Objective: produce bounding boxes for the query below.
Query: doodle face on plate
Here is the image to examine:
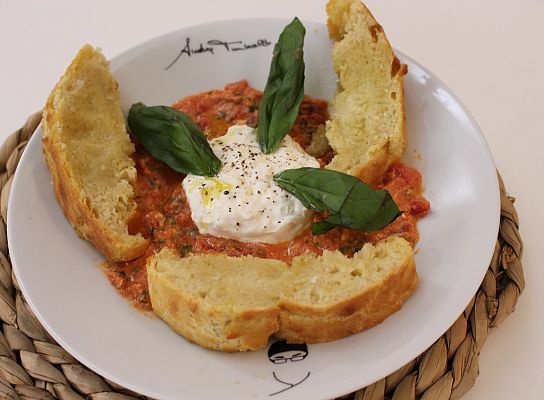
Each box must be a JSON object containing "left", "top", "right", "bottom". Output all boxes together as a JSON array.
[{"left": 268, "top": 341, "right": 311, "bottom": 396}]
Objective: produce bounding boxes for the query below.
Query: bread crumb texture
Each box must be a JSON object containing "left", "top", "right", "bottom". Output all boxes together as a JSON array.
[
  {"left": 147, "top": 237, "right": 417, "bottom": 351},
  {"left": 325, "top": 0, "right": 407, "bottom": 184},
  {"left": 42, "top": 45, "right": 147, "bottom": 261}
]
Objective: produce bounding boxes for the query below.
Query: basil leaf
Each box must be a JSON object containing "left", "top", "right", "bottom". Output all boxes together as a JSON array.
[
  {"left": 258, "top": 17, "right": 305, "bottom": 154},
  {"left": 311, "top": 220, "right": 336, "bottom": 235},
  {"left": 363, "top": 190, "right": 403, "bottom": 231},
  {"left": 274, "top": 168, "right": 402, "bottom": 235},
  {"left": 127, "top": 103, "right": 221, "bottom": 177}
]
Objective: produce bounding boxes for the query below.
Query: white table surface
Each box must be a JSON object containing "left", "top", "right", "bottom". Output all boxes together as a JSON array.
[{"left": 1, "top": 1, "right": 542, "bottom": 399}]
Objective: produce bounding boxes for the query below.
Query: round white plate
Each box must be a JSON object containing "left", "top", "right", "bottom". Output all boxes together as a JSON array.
[{"left": 8, "top": 18, "right": 499, "bottom": 400}]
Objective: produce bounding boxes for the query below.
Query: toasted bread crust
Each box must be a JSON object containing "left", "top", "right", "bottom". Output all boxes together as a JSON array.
[
  {"left": 325, "top": 0, "right": 408, "bottom": 184},
  {"left": 42, "top": 45, "right": 147, "bottom": 262},
  {"left": 148, "top": 273, "right": 281, "bottom": 352},
  {"left": 147, "top": 238, "right": 417, "bottom": 351},
  {"left": 277, "top": 255, "right": 417, "bottom": 343},
  {"left": 42, "top": 136, "right": 147, "bottom": 261},
  {"left": 147, "top": 252, "right": 286, "bottom": 352}
]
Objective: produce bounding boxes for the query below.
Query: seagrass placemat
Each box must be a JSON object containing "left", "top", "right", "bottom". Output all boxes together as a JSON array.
[{"left": 0, "top": 112, "right": 524, "bottom": 400}]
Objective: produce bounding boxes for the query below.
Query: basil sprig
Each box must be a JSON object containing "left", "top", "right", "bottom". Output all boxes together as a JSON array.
[
  {"left": 257, "top": 17, "right": 306, "bottom": 154},
  {"left": 127, "top": 103, "right": 221, "bottom": 177},
  {"left": 273, "top": 168, "right": 402, "bottom": 235}
]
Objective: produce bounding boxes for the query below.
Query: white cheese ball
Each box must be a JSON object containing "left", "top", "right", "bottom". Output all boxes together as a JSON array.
[{"left": 182, "top": 125, "right": 319, "bottom": 244}]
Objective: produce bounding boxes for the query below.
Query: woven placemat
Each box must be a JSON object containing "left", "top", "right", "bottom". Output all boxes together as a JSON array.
[{"left": 0, "top": 112, "right": 524, "bottom": 400}]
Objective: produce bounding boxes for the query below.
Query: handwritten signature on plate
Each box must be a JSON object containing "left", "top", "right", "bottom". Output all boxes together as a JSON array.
[{"left": 165, "top": 37, "right": 272, "bottom": 70}]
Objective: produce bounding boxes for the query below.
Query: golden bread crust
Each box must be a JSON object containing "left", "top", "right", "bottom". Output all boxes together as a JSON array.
[
  {"left": 325, "top": 0, "right": 408, "bottom": 185},
  {"left": 42, "top": 45, "right": 147, "bottom": 262},
  {"left": 276, "top": 255, "right": 417, "bottom": 343},
  {"left": 147, "top": 264, "right": 281, "bottom": 352},
  {"left": 147, "top": 237, "right": 417, "bottom": 351}
]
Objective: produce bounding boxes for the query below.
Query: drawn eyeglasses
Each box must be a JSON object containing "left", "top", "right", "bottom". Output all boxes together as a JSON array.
[{"left": 269, "top": 352, "right": 307, "bottom": 364}]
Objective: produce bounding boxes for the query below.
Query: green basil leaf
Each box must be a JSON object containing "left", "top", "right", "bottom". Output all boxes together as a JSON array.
[
  {"left": 311, "top": 220, "right": 336, "bottom": 235},
  {"left": 127, "top": 103, "right": 221, "bottom": 177},
  {"left": 274, "top": 167, "right": 402, "bottom": 235},
  {"left": 363, "top": 190, "right": 403, "bottom": 231},
  {"left": 257, "top": 17, "right": 305, "bottom": 154}
]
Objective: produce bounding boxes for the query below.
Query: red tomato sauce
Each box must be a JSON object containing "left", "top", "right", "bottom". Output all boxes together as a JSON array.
[{"left": 103, "top": 80, "right": 430, "bottom": 311}]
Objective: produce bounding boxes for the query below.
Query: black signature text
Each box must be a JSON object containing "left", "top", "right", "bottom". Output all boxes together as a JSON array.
[{"left": 165, "top": 37, "right": 272, "bottom": 70}]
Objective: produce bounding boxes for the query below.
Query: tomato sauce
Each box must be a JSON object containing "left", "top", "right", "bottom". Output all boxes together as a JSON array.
[{"left": 103, "top": 80, "right": 429, "bottom": 311}]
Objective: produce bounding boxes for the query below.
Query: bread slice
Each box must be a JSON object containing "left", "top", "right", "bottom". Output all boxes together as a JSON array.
[
  {"left": 325, "top": 0, "right": 408, "bottom": 184},
  {"left": 147, "top": 237, "right": 417, "bottom": 351},
  {"left": 42, "top": 45, "right": 147, "bottom": 262}
]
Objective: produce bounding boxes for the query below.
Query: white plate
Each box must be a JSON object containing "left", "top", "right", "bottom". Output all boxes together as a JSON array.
[{"left": 8, "top": 18, "right": 499, "bottom": 400}]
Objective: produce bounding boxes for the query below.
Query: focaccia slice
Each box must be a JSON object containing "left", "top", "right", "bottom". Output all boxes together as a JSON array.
[
  {"left": 147, "top": 237, "right": 416, "bottom": 352},
  {"left": 325, "top": 0, "right": 408, "bottom": 184},
  {"left": 42, "top": 45, "right": 147, "bottom": 262}
]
